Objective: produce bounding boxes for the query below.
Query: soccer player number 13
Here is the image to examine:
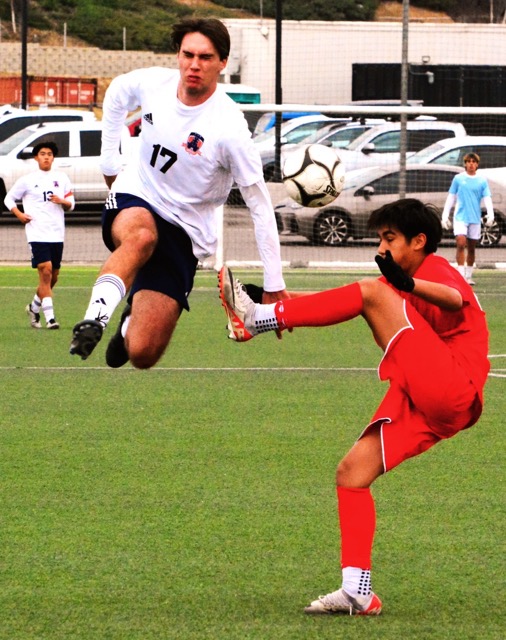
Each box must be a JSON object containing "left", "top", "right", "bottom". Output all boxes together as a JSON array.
[{"left": 150, "top": 144, "right": 178, "bottom": 174}]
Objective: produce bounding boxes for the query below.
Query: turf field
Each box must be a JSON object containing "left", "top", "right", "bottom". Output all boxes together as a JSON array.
[{"left": 0, "top": 266, "right": 504, "bottom": 640}]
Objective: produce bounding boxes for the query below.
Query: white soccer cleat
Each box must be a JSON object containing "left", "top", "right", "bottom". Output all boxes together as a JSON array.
[
  {"left": 304, "top": 588, "right": 382, "bottom": 616},
  {"left": 218, "top": 266, "right": 257, "bottom": 342},
  {"left": 26, "top": 303, "right": 41, "bottom": 329}
]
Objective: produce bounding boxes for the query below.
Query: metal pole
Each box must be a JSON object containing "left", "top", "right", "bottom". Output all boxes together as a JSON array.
[
  {"left": 21, "top": 0, "right": 28, "bottom": 109},
  {"left": 399, "top": 0, "right": 409, "bottom": 198},
  {"left": 274, "top": 0, "right": 282, "bottom": 181}
]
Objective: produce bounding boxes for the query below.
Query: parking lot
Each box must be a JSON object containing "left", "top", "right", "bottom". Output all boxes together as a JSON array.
[{"left": 2, "top": 196, "right": 505, "bottom": 269}]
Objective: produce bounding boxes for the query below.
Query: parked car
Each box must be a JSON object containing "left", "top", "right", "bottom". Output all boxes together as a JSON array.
[
  {"left": 275, "top": 164, "right": 505, "bottom": 247},
  {"left": 333, "top": 120, "right": 467, "bottom": 172},
  {"left": 253, "top": 111, "right": 322, "bottom": 137},
  {"left": 296, "top": 119, "right": 388, "bottom": 150},
  {"left": 408, "top": 135, "right": 506, "bottom": 169},
  {"left": 0, "top": 121, "right": 133, "bottom": 212},
  {"left": 253, "top": 114, "right": 348, "bottom": 156},
  {"left": 261, "top": 119, "right": 388, "bottom": 181},
  {"left": 0, "top": 106, "right": 96, "bottom": 143}
]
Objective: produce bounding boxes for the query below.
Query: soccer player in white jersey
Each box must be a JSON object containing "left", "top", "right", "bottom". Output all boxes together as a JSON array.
[
  {"left": 441, "top": 152, "right": 494, "bottom": 285},
  {"left": 69, "top": 17, "right": 288, "bottom": 368},
  {"left": 4, "top": 141, "right": 75, "bottom": 330}
]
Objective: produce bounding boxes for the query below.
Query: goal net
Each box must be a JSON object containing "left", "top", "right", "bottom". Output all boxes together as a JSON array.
[{"left": 218, "top": 104, "right": 506, "bottom": 273}]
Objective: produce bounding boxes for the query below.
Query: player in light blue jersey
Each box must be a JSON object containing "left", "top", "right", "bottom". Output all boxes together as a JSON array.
[{"left": 441, "top": 152, "right": 494, "bottom": 285}]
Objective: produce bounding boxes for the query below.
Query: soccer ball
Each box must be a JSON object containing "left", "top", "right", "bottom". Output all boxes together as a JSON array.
[{"left": 282, "top": 144, "right": 345, "bottom": 207}]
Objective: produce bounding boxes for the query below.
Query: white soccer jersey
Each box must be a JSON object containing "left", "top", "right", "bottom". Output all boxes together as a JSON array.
[
  {"left": 100, "top": 67, "right": 285, "bottom": 291},
  {"left": 4, "top": 169, "right": 74, "bottom": 243}
]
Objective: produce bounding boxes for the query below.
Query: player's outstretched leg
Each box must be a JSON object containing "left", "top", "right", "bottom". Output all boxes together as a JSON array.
[
  {"left": 105, "top": 303, "right": 131, "bottom": 368},
  {"left": 69, "top": 320, "right": 103, "bottom": 360},
  {"left": 218, "top": 265, "right": 366, "bottom": 342},
  {"left": 304, "top": 588, "right": 382, "bottom": 616}
]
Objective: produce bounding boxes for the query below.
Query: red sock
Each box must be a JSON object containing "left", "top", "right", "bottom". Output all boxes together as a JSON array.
[
  {"left": 337, "top": 486, "right": 375, "bottom": 570},
  {"left": 274, "top": 282, "right": 363, "bottom": 329}
]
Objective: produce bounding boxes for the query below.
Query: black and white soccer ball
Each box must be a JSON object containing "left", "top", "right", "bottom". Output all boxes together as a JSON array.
[{"left": 282, "top": 143, "right": 345, "bottom": 207}]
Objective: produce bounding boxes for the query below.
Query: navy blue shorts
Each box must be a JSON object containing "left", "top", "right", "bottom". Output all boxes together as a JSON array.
[
  {"left": 29, "top": 242, "right": 64, "bottom": 269},
  {"left": 102, "top": 193, "right": 198, "bottom": 311}
]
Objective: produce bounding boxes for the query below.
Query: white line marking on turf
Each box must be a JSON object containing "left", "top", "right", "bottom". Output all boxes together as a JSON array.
[{"left": 0, "top": 366, "right": 377, "bottom": 372}]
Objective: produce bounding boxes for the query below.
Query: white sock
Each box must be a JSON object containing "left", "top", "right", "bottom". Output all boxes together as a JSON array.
[
  {"left": 121, "top": 314, "right": 130, "bottom": 338},
  {"left": 465, "top": 265, "right": 474, "bottom": 279},
  {"left": 457, "top": 265, "right": 465, "bottom": 277},
  {"left": 84, "top": 274, "right": 126, "bottom": 329},
  {"left": 31, "top": 294, "right": 42, "bottom": 313},
  {"left": 342, "top": 567, "right": 372, "bottom": 598},
  {"left": 41, "top": 296, "right": 55, "bottom": 323},
  {"left": 253, "top": 302, "right": 279, "bottom": 334}
]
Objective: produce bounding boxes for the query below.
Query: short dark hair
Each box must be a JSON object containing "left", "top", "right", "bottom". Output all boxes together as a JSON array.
[
  {"left": 368, "top": 198, "right": 442, "bottom": 254},
  {"left": 171, "top": 18, "right": 230, "bottom": 61},
  {"left": 32, "top": 141, "right": 58, "bottom": 157}
]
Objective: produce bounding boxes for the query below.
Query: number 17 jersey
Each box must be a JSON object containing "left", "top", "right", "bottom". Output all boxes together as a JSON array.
[{"left": 100, "top": 67, "right": 264, "bottom": 260}]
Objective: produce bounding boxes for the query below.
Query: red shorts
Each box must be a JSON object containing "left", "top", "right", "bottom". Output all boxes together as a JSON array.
[{"left": 362, "top": 301, "right": 482, "bottom": 472}]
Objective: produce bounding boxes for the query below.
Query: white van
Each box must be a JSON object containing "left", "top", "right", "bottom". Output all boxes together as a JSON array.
[
  {"left": 0, "top": 121, "right": 132, "bottom": 211},
  {"left": 0, "top": 106, "right": 96, "bottom": 143}
]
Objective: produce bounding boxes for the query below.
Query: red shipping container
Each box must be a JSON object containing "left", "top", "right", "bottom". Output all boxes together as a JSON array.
[{"left": 0, "top": 76, "right": 97, "bottom": 107}]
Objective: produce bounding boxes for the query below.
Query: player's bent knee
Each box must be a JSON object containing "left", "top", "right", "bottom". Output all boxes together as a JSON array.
[
  {"left": 336, "top": 458, "right": 354, "bottom": 487},
  {"left": 117, "top": 226, "right": 158, "bottom": 257},
  {"left": 130, "top": 227, "right": 158, "bottom": 254},
  {"left": 128, "top": 340, "right": 168, "bottom": 370},
  {"left": 359, "top": 278, "right": 392, "bottom": 303}
]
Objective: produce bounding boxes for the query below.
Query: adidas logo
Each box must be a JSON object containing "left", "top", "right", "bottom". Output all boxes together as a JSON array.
[{"left": 143, "top": 113, "right": 153, "bottom": 125}]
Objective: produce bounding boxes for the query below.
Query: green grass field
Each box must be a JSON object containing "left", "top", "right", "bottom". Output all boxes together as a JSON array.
[{"left": 0, "top": 266, "right": 504, "bottom": 640}]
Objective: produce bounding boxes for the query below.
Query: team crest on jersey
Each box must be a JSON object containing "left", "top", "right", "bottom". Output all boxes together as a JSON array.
[
  {"left": 182, "top": 132, "right": 204, "bottom": 155},
  {"left": 53, "top": 181, "right": 59, "bottom": 187}
]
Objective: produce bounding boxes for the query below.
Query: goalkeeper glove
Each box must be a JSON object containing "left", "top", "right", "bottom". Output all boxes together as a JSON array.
[
  {"left": 485, "top": 213, "right": 495, "bottom": 228},
  {"left": 375, "top": 250, "right": 415, "bottom": 293},
  {"left": 441, "top": 215, "right": 452, "bottom": 230}
]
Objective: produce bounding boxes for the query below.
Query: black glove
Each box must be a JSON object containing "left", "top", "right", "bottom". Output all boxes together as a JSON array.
[
  {"left": 374, "top": 250, "right": 415, "bottom": 293},
  {"left": 242, "top": 283, "right": 264, "bottom": 303}
]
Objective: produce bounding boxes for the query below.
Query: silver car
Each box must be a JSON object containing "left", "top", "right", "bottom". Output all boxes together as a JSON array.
[
  {"left": 261, "top": 119, "right": 386, "bottom": 182},
  {"left": 275, "top": 164, "right": 505, "bottom": 247}
]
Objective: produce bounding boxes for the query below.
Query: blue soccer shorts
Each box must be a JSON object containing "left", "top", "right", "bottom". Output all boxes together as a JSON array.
[
  {"left": 29, "top": 242, "right": 64, "bottom": 270},
  {"left": 102, "top": 193, "right": 198, "bottom": 311}
]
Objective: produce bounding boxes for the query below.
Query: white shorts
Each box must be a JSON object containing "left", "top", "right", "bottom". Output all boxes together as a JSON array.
[{"left": 453, "top": 221, "right": 481, "bottom": 240}]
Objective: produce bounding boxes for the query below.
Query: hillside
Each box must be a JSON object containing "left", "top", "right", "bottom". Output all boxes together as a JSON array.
[{"left": 0, "top": 1, "right": 495, "bottom": 52}]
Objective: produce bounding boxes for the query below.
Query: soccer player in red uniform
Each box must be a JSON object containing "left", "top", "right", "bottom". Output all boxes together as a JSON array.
[{"left": 219, "top": 198, "right": 489, "bottom": 615}]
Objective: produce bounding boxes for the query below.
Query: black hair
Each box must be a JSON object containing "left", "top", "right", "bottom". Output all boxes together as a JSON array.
[
  {"left": 32, "top": 141, "right": 58, "bottom": 157},
  {"left": 171, "top": 18, "right": 230, "bottom": 61},
  {"left": 368, "top": 198, "right": 442, "bottom": 254}
]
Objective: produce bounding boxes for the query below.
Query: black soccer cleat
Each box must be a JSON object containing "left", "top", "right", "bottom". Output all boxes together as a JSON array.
[
  {"left": 69, "top": 320, "right": 103, "bottom": 360},
  {"left": 105, "top": 304, "right": 131, "bottom": 369},
  {"left": 242, "top": 283, "right": 264, "bottom": 303}
]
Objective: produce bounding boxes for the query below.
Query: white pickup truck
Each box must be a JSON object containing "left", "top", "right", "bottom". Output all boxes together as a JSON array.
[{"left": 0, "top": 121, "right": 133, "bottom": 212}]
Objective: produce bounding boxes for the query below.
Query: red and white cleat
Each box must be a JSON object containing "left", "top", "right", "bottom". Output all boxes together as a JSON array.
[{"left": 304, "top": 588, "right": 382, "bottom": 616}]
